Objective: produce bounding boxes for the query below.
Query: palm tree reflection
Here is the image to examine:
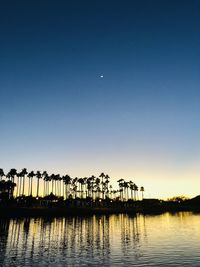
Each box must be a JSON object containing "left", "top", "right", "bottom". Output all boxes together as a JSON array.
[{"left": 0, "top": 215, "right": 147, "bottom": 266}]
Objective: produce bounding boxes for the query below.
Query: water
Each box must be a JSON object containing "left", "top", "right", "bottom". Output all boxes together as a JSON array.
[{"left": 0, "top": 212, "right": 200, "bottom": 266}]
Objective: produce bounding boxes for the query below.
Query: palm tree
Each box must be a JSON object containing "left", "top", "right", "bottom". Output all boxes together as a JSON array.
[
  {"left": 46, "top": 173, "right": 51, "bottom": 196},
  {"left": 7, "top": 168, "right": 17, "bottom": 183},
  {"left": 86, "top": 177, "right": 93, "bottom": 198},
  {"left": 95, "top": 177, "right": 101, "bottom": 199},
  {"left": 63, "top": 174, "right": 71, "bottom": 199},
  {"left": 78, "top": 178, "right": 85, "bottom": 199},
  {"left": 16, "top": 172, "right": 21, "bottom": 197},
  {"left": 129, "top": 181, "right": 134, "bottom": 200},
  {"left": 6, "top": 180, "right": 16, "bottom": 198},
  {"left": 72, "top": 177, "right": 78, "bottom": 198},
  {"left": 42, "top": 171, "right": 47, "bottom": 196},
  {"left": 58, "top": 174, "right": 62, "bottom": 197},
  {"left": 140, "top": 186, "right": 144, "bottom": 200},
  {"left": 54, "top": 174, "right": 58, "bottom": 196},
  {"left": 7, "top": 169, "right": 17, "bottom": 196},
  {"left": 123, "top": 181, "right": 129, "bottom": 200},
  {"left": 104, "top": 174, "right": 110, "bottom": 198},
  {"left": 36, "top": 171, "right": 42, "bottom": 197},
  {"left": 50, "top": 174, "right": 55, "bottom": 195},
  {"left": 90, "top": 175, "right": 96, "bottom": 199},
  {"left": 17, "top": 170, "right": 23, "bottom": 196},
  {"left": 42, "top": 171, "right": 48, "bottom": 197},
  {"left": 83, "top": 177, "right": 88, "bottom": 198},
  {"left": 109, "top": 185, "right": 113, "bottom": 199},
  {"left": 117, "top": 179, "right": 124, "bottom": 201},
  {"left": 21, "top": 168, "right": 28, "bottom": 196},
  {"left": 55, "top": 174, "right": 61, "bottom": 196},
  {"left": 0, "top": 180, "right": 16, "bottom": 199},
  {"left": 133, "top": 183, "right": 138, "bottom": 200},
  {"left": 99, "top": 172, "right": 105, "bottom": 199},
  {"left": 27, "top": 171, "right": 35, "bottom": 196}
]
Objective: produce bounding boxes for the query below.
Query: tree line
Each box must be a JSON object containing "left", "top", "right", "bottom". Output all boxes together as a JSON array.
[{"left": 0, "top": 168, "right": 144, "bottom": 201}]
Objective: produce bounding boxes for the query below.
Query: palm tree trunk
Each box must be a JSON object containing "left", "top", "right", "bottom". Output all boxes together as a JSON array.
[
  {"left": 19, "top": 177, "right": 22, "bottom": 196},
  {"left": 37, "top": 178, "right": 39, "bottom": 197},
  {"left": 52, "top": 180, "right": 54, "bottom": 194},
  {"left": 16, "top": 176, "right": 20, "bottom": 196},
  {"left": 30, "top": 177, "right": 33, "bottom": 196},
  {"left": 22, "top": 176, "right": 25, "bottom": 196},
  {"left": 43, "top": 181, "right": 46, "bottom": 197}
]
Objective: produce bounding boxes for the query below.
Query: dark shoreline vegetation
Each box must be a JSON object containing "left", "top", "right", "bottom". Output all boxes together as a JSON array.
[
  {"left": 1, "top": 197, "right": 200, "bottom": 218},
  {"left": 0, "top": 168, "right": 200, "bottom": 217}
]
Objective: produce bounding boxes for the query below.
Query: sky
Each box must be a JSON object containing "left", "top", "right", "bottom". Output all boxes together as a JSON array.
[{"left": 0, "top": 0, "right": 200, "bottom": 199}]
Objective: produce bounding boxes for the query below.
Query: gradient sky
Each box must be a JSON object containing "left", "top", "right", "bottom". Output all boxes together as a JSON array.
[{"left": 0, "top": 0, "right": 200, "bottom": 198}]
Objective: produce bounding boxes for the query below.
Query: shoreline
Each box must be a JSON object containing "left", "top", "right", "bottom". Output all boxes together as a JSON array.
[{"left": 0, "top": 204, "right": 200, "bottom": 218}]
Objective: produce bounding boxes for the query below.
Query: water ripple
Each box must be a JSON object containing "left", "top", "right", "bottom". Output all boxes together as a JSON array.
[{"left": 0, "top": 212, "right": 200, "bottom": 266}]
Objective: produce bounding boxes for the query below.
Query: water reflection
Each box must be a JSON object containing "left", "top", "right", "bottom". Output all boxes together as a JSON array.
[{"left": 0, "top": 213, "right": 200, "bottom": 266}]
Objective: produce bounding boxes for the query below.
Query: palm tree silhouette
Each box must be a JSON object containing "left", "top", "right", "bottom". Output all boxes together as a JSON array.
[
  {"left": 21, "top": 168, "right": 28, "bottom": 196},
  {"left": 58, "top": 174, "right": 62, "bottom": 197},
  {"left": 50, "top": 174, "right": 55, "bottom": 195},
  {"left": 133, "top": 184, "right": 138, "bottom": 200},
  {"left": 129, "top": 181, "right": 134, "bottom": 200},
  {"left": 27, "top": 171, "right": 35, "bottom": 196},
  {"left": 86, "top": 177, "right": 93, "bottom": 198},
  {"left": 90, "top": 175, "right": 95, "bottom": 199},
  {"left": 95, "top": 177, "right": 101, "bottom": 199},
  {"left": 99, "top": 173, "right": 105, "bottom": 199},
  {"left": 54, "top": 174, "right": 60, "bottom": 196},
  {"left": 83, "top": 177, "right": 87, "bottom": 198},
  {"left": 36, "top": 171, "right": 42, "bottom": 197},
  {"left": 7, "top": 169, "right": 17, "bottom": 196},
  {"left": 0, "top": 179, "right": 16, "bottom": 198},
  {"left": 16, "top": 171, "right": 21, "bottom": 196},
  {"left": 72, "top": 177, "right": 78, "bottom": 198},
  {"left": 46, "top": 173, "right": 51, "bottom": 196},
  {"left": 63, "top": 174, "right": 71, "bottom": 199},
  {"left": 42, "top": 171, "right": 48, "bottom": 197},
  {"left": 78, "top": 178, "right": 85, "bottom": 199},
  {"left": 105, "top": 174, "right": 110, "bottom": 198},
  {"left": 117, "top": 179, "right": 124, "bottom": 201},
  {"left": 123, "top": 181, "right": 129, "bottom": 200},
  {"left": 140, "top": 186, "right": 144, "bottom": 200},
  {"left": 17, "top": 170, "right": 23, "bottom": 196}
]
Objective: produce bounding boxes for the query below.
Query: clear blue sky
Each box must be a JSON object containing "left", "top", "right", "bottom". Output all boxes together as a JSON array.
[{"left": 0, "top": 0, "right": 200, "bottom": 198}]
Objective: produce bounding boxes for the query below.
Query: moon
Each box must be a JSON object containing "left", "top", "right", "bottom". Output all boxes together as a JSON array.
[{"left": 100, "top": 75, "right": 104, "bottom": 78}]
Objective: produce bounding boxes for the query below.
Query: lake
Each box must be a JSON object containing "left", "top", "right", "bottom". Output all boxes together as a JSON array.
[{"left": 0, "top": 212, "right": 200, "bottom": 266}]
